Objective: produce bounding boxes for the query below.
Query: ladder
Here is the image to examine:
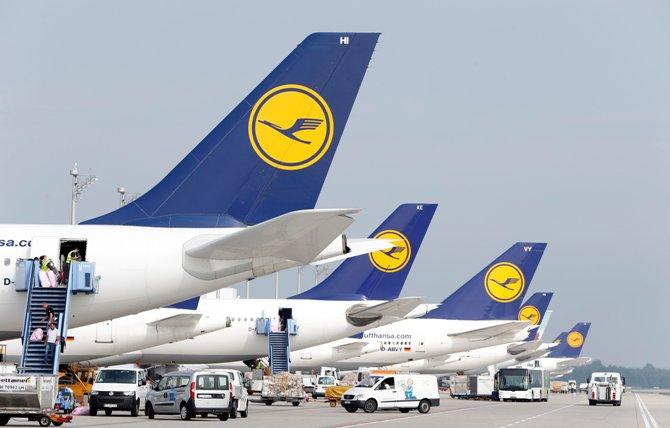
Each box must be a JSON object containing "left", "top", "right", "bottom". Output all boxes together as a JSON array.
[
  {"left": 18, "top": 260, "right": 73, "bottom": 375},
  {"left": 268, "top": 332, "right": 290, "bottom": 374}
]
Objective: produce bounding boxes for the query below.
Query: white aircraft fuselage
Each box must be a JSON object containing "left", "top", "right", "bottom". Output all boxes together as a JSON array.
[
  {"left": 83, "top": 298, "right": 421, "bottom": 366},
  {"left": 0, "top": 224, "right": 334, "bottom": 340},
  {"left": 288, "top": 318, "right": 531, "bottom": 371}
]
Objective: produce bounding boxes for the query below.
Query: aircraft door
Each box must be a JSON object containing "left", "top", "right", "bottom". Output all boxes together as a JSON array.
[{"left": 95, "top": 320, "right": 113, "bottom": 343}]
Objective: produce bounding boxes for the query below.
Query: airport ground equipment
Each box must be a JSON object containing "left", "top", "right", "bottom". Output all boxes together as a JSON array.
[
  {"left": 587, "top": 372, "right": 624, "bottom": 406},
  {"left": 0, "top": 373, "right": 72, "bottom": 426},
  {"left": 497, "top": 368, "right": 549, "bottom": 402},
  {"left": 256, "top": 309, "right": 297, "bottom": 374},
  {"left": 448, "top": 375, "right": 494, "bottom": 400},
  {"left": 325, "top": 385, "right": 350, "bottom": 407},
  {"left": 260, "top": 372, "right": 304, "bottom": 406},
  {"left": 16, "top": 259, "right": 97, "bottom": 375}
]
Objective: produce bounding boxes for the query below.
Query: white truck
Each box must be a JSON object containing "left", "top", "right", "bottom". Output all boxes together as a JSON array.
[
  {"left": 210, "top": 369, "right": 248, "bottom": 418},
  {"left": 587, "top": 372, "right": 624, "bottom": 406}
]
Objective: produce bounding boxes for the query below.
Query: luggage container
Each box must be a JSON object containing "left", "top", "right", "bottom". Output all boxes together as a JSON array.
[
  {"left": 0, "top": 373, "right": 72, "bottom": 426},
  {"left": 260, "top": 372, "right": 304, "bottom": 406}
]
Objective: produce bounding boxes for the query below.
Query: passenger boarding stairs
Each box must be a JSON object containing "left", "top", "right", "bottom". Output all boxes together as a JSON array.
[
  {"left": 256, "top": 317, "right": 297, "bottom": 374},
  {"left": 15, "top": 259, "right": 98, "bottom": 375}
]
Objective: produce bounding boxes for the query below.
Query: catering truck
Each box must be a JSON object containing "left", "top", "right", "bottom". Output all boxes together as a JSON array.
[{"left": 587, "top": 372, "right": 624, "bottom": 406}]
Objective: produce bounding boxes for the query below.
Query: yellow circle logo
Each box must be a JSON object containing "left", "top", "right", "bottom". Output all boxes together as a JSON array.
[
  {"left": 248, "top": 84, "right": 334, "bottom": 170},
  {"left": 567, "top": 331, "right": 584, "bottom": 348},
  {"left": 369, "top": 230, "right": 411, "bottom": 273},
  {"left": 518, "top": 305, "right": 541, "bottom": 325},
  {"left": 484, "top": 262, "right": 525, "bottom": 303}
]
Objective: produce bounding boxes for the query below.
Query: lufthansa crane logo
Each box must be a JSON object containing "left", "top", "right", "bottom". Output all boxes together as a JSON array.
[
  {"left": 567, "top": 331, "right": 584, "bottom": 348},
  {"left": 369, "top": 230, "right": 411, "bottom": 273},
  {"left": 517, "top": 305, "right": 541, "bottom": 325},
  {"left": 484, "top": 262, "right": 525, "bottom": 303},
  {"left": 248, "top": 84, "right": 334, "bottom": 170}
]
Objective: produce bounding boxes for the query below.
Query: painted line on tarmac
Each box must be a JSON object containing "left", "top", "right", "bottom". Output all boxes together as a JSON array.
[
  {"left": 497, "top": 404, "right": 575, "bottom": 428},
  {"left": 635, "top": 393, "right": 659, "bottom": 428},
  {"left": 335, "top": 403, "right": 503, "bottom": 428}
]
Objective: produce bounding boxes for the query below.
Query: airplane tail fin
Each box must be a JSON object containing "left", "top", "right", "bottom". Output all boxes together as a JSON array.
[
  {"left": 83, "top": 33, "right": 379, "bottom": 227},
  {"left": 423, "top": 242, "right": 546, "bottom": 320},
  {"left": 290, "top": 203, "right": 437, "bottom": 300},
  {"left": 517, "top": 292, "right": 553, "bottom": 341},
  {"left": 547, "top": 322, "right": 591, "bottom": 358}
]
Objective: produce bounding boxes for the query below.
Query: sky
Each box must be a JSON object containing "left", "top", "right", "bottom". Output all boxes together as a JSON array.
[{"left": 1, "top": 0, "right": 669, "bottom": 367}]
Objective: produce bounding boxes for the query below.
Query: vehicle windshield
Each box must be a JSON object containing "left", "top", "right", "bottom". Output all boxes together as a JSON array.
[
  {"left": 498, "top": 370, "right": 530, "bottom": 391},
  {"left": 594, "top": 376, "right": 606, "bottom": 382},
  {"left": 95, "top": 370, "right": 136, "bottom": 384},
  {"left": 356, "top": 375, "right": 384, "bottom": 388},
  {"left": 318, "top": 377, "right": 335, "bottom": 385}
]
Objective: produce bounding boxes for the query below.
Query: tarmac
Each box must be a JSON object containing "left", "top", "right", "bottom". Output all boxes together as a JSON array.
[{"left": 3, "top": 391, "right": 667, "bottom": 427}]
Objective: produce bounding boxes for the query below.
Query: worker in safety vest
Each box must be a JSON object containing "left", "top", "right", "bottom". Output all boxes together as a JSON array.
[
  {"left": 63, "top": 248, "right": 81, "bottom": 284},
  {"left": 38, "top": 255, "right": 59, "bottom": 287}
]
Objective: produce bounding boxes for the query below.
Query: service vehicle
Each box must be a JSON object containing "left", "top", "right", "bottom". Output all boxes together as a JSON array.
[
  {"left": 313, "top": 375, "right": 338, "bottom": 399},
  {"left": 587, "top": 372, "right": 624, "bottom": 406},
  {"left": 145, "top": 370, "right": 233, "bottom": 420},
  {"left": 568, "top": 380, "right": 577, "bottom": 393},
  {"left": 0, "top": 373, "right": 72, "bottom": 427},
  {"left": 89, "top": 368, "right": 148, "bottom": 417},
  {"left": 209, "top": 370, "right": 248, "bottom": 418},
  {"left": 579, "top": 382, "right": 588, "bottom": 392},
  {"left": 341, "top": 374, "right": 439, "bottom": 414},
  {"left": 496, "top": 368, "right": 549, "bottom": 402}
]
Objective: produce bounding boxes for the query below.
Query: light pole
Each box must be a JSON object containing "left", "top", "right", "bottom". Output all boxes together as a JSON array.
[
  {"left": 69, "top": 163, "right": 97, "bottom": 225},
  {"left": 117, "top": 187, "right": 126, "bottom": 207}
]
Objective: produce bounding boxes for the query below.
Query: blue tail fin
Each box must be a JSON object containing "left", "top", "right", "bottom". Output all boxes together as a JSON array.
[
  {"left": 83, "top": 33, "right": 379, "bottom": 227},
  {"left": 423, "top": 242, "right": 547, "bottom": 320},
  {"left": 547, "top": 322, "right": 591, "bottom": 358},
  {"left": 517, "top": 292, "right": 553, "bottom": 341},
  {"left": 290, "top": 203, "right": 437, "bottom": 301}
]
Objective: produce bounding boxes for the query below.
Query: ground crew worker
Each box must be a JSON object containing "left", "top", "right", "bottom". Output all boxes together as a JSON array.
[
  {"left": 44, "top": 322, "right": 60, "bottom": 363},
  {"left": 39, "top": 255, "right": 59, "bottom": 287},
  {"left": 63, "top": 248, "right": 81, "bottom": 284}
]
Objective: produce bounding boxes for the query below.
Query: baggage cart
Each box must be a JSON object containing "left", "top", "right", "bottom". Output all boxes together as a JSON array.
[{"left": 0, "top": 374, "right": 72, "bottom": 426}]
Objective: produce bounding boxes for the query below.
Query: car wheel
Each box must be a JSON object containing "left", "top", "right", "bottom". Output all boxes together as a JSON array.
[
  {"left": 89, "top": 406, "right": 98, "bottom": 416},
  {"left": 38, "top": 415, "right": 51, "bottom": 426},
  {"left": 146, "top": 403, "right": 155, "bottom": 419},
  {"left": 52, "top": 423, "right": 63, "bottom": 427},
  {"left": 240, "top": 402, "right": 249, "bottom": 418},
  {"left": 418, "top": 399, "right": 431, "bottom": 414},
  {"left": 180, "top": 404, "right": 191, "bottom": 421},
  {"left": 589, "top": 400, "right": 596, "bottom": 406},
  {"left": 312, "top": 393, "right": 317, "bottom": 400},
  {"left": 0, "top": 416, "right": 9, "bottom": 426},
  {"left": 264, "top": 400, "right": 273, "bottom": 406},
  {"left": 130, "top": 399, "right": 139, "bottom": 417},
  {"left": 218, "top": 412, "right": 229, "bottom": 421},
  {"left": 344, "top": 406, "right": 357, "bottom": 413},
  {"left": 200, "top": 413, "right": 208, "bottom": 418},
  {"left": 399, "top": 408, "right": 411, "bottom": 413},
  {"left": 614, "top": 401, "right": 621, "bottom": 407},
  {"left": 292, "top": 401, "right": 300, "bottom": 407},
  {"left": 363, "top": 399, "right": 377, "bottom": 413},
  {"left": 230, "top": 400, "right": 238, "bottom": 418},
  {"left": 104, "top": 409, "right": 112, "bottom": 416}
]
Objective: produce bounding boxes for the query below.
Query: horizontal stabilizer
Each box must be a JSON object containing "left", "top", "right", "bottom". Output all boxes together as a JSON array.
[
  {"left": 507, "top": 341, "right": 541, "bottom": 355},
  {"left": 310, "top": 238, "right": 394, "bottom": 266},
  {"left": 557, "top": 357, "right": 591, "bottom": 369},
  {"left": 185, "top": 209, "right": 357, "bottom": 263},
  {"left": 146, "top": 313, "right": 202, "bottom": 328},
  {"left": 451, "top": 321, "right": 528, "bottom": 341},
  {"left": 346, "top": 297, "right": 423, "bottom": 327}
]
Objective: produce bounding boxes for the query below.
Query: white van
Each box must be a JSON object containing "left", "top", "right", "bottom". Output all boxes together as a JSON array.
[
  {"left": 89, "top": 368, "right": 149, "bottom": 417},
  {"left": 209, "top": 369, "right": 249, "bottom": 418},
  {"left": 341, "top": 374, "right": 439, "bottom": 413},
  {"left": 588, "top": 372, "right": 624, "bottom": 406},
  {"left": 145, "top": 370, "right": 233, "bottom": 420}
]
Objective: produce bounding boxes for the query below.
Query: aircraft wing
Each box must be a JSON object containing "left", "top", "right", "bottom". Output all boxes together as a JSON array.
[
  {"left": 514, "top": 349, "right": 550, "bottom": 363},
  {"left": 557, "top": 357, "right": 592, "bottom": 369},
  {"left": 450, "top": 321, "right": 529, "bottom": 341},
  {"left": 146, "top": 313, "right": 203, "bottom": 328},
  {"left": 346, "top": 297, "right": 423, "bottom": 326},
  {"left": 185, "top": 209, "right": 359, "bottom": 263},
  {"left": 507, "top": 341, "right": 542, "bottom": 355}
]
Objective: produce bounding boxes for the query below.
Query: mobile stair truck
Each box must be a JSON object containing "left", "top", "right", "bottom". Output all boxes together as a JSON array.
[
  {"left": 0, "top": 258, "right": 98, "bottom": 426},
  {"left": 587, "top": 372, "right": 624, "bottom": 406}
]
